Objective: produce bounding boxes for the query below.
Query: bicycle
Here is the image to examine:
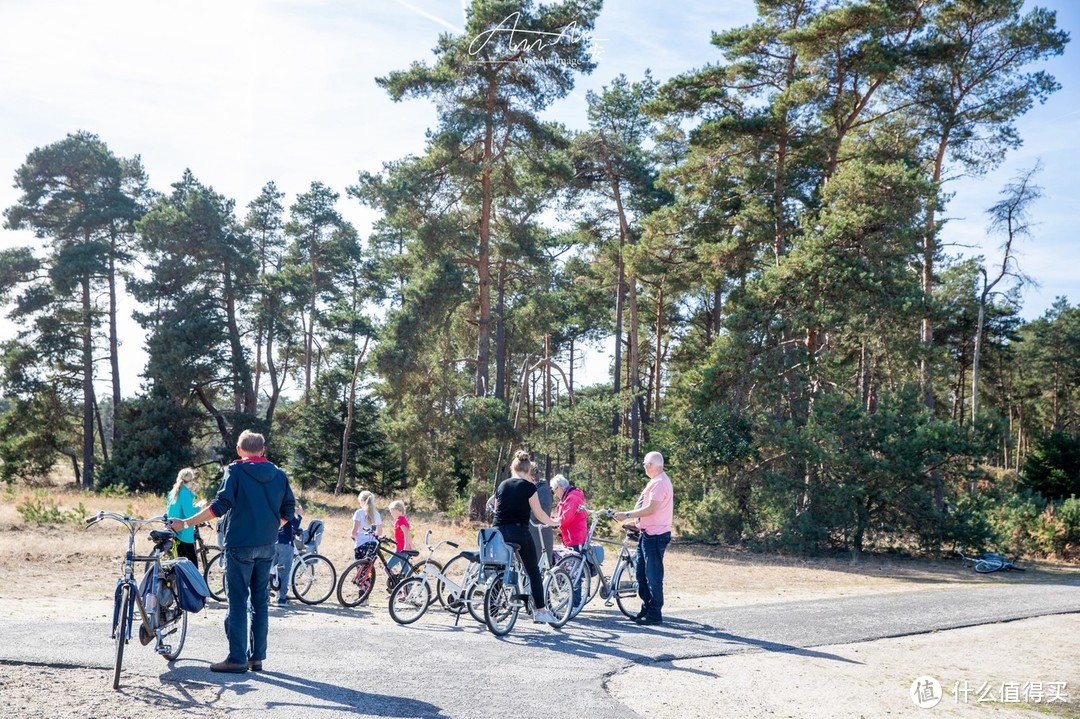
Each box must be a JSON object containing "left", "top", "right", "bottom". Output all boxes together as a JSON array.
[
  {"left": 193, "top": 522, "right": 226, "bottom": 602},
  {"left": 85, "top": 511, "right": 189, "bottom": 689},
  {"left": 479, "top": 527, "right": 573, "bottom": 636},
  {"left": 389, "top": 530, "right": 486, "bottom": 625},
  {"left": 553, "top": 508, "right": 641, "bottom": 620},
  {"left": 272, "top": 542, "right": 337, "bottom": 605},
  {"left": 957, "top": 549, "right": 1026, "bottom": 574},
  {"left": 336, "top": 532, "right": 440, "bottom": 607}
]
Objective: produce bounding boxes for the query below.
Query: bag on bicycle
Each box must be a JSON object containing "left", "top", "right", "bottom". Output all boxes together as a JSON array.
[{"left": 172, "top": 558, "right": 211, "bottom": 613}]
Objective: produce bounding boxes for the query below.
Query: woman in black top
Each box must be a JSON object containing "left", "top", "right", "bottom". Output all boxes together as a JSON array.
[{"left": 492, "top": 450, "right": 560, "bottom": 623}]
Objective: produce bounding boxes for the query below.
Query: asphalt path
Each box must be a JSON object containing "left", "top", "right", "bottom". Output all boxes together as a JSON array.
[{"left": 2, "top": 582, "right": 1079, "bottom": 718}]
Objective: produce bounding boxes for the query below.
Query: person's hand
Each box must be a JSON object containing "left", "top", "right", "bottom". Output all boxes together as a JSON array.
[{"left": 168, "top": 518, "right": 184, "bottom": 532}]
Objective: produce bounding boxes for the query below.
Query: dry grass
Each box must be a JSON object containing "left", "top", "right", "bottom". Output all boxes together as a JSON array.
[{"left": 2, "top": 486, "right": 1076, "bottom": 612}]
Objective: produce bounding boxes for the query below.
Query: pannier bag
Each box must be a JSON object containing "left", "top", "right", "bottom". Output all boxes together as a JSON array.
[{"left": 171, "top": 558, "right": 210, "bottom": 613}]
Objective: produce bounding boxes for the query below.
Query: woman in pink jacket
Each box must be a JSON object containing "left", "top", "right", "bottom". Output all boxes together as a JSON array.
[{"left": 549, "top": 474, "right": 587, "bottom": 550}]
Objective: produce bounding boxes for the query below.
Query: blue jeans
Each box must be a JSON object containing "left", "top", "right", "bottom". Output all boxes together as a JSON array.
[
  {"left": 274, "top": 543, "right": 294, "bottom": 603},
  {"left": 635, "top": 531, "right": 670, "bottom": 620},
  {"left": 224, "top": 544, "right": 275, "bottom": 664}
]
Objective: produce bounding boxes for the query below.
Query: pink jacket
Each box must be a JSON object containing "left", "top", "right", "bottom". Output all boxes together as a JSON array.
[{"left": 554, "top": 486, "right": 587, "bottom": 547}]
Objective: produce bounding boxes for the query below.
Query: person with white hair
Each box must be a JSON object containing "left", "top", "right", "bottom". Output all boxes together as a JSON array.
[
  {"left": 614, "top": 450, "right": 673, "bottom": 625},
  {"left": 549, "top": 474, "right": 587, "bottom": 550}
]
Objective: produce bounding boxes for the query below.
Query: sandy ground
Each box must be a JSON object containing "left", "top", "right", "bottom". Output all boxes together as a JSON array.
[{"left": 2, "top": 489, "right": 1079, "bottom": 717}]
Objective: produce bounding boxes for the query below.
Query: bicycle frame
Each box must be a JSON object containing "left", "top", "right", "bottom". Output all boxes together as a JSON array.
[{"left": 556, "top": 507, "right": 640, "bottom": 618}]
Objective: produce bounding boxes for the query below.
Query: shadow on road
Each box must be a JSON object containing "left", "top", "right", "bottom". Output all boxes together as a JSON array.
[{"left": 161, "top": 662, "right": 449, "bottom": 718}]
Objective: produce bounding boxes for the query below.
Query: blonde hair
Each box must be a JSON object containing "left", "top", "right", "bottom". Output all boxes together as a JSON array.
[
  {"left": 357, "top": 490, "right": 377, "bottom": 525},
  {"left": 388, "top": 500, "right": 406, "bottom": 514},
  {"left": 168, "top": 467, "right": 197, "bottom": 504},
  {"left": 510, "top": 450, "right": 531, "bottom": 476}
]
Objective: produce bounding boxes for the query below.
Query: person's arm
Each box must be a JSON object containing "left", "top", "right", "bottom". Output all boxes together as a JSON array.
[
  {"left": 528, "top": 494, "right": 559, "bottom": 527},
  {"left": 351, "top": 519, "right": 360, "bottom": 541},
  {"left": 614, "top": 498, "right": 660, "bottom": 523},
  {"left": 168, "top": 503, "right": 216, "bottom": 532}
]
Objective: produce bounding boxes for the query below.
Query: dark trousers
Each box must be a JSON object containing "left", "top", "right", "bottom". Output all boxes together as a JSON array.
[
  {"left": 636, "top": 531, "right": 671, "bottom": 620},
  {"left": 174, "top": 540, "right": 198, "bottom": 569},
  {"left": 495, "top": 523, "right": 545, "bottom": 610}
]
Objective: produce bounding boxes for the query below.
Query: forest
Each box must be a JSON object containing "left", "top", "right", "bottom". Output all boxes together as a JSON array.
[{"left": 1, "top": 0, "right": 1077, "bottom": 558}]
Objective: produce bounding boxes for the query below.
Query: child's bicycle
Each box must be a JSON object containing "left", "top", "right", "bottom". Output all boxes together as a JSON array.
[
  {"left": 85, "top": 511, "right": 189, "bottom": 689},
  {"left": 957, "top": 549, "right": 1025, "bottom": 574}
]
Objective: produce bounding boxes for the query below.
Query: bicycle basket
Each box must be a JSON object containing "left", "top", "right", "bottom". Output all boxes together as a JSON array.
[
  {"left": 477, "top": 528, "right": 512, "bottom": 567},
  {"left": 354, "top": 540, "right": 378, "bottom": 561}
]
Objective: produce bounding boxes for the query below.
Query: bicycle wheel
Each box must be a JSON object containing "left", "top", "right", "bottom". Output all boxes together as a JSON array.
[
  {"left": 974, "top": 557, "right": 1005, "bottom": 573},
  {"left": 555, "top": 554, "right": 590, "bottom": 619},
  {"left": 465, "top": 572, "right": 487, "bottom": 624},
  {"left": 612, "top": 551, "right": 640, "bottom": 619},
  {"left": 291, "top": 554, "right": 336, "bottom": 605},
  {"left": 336, "top": 559, "right": 376, "bottom": 607},
  {"left": 483, "top": 575, "right": 519, "bottom": 637},
  {"left": 435, "top": 554, "right": 473, "bottom": 612},
  {"left": 113, "top": 584, "right": 131, "bottom": 689},
  {"left": 202, "top": 551, "right": 226, "bottom": 602},
  {"left": 158, "top": 609, "right": 187, "bottom": 661},
  {"left": 388, "top": 576, "right": 431, "bottom": 625},
  {"left": 543, "top": 567, "right": 574, "bottom": 628}
]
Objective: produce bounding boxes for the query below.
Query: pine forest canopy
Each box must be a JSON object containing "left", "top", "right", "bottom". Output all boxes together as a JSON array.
[{"left": 0, "top": 0, "right": 1076, "bottom": 558}]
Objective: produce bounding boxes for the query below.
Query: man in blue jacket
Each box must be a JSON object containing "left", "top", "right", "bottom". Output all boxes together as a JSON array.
[{"left": 169, "top": 429, "right": 295, "bottom": 673}]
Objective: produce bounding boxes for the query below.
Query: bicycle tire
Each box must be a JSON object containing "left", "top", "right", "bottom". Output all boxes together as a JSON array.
[
  {"left": 202, "top": 551, "right": 227, "bottom": 602},
  {"left": 612, "top": 552, "right": 640, "bottom": 619},
  {"left": 974, "top": 558, "right": 1005, "bottom": 573},
  {"left": 435, "top": 554, "right": 472, "bottom": 612},
  {"left": 483, "top": 575, "right": 519, "bottom": 637},
  {"left": 158, "top": 609, "right": 187, "bottom": 661},
  {"left": 543, "top": 567, "right": 574, "bottom": 628},
  {"left": 336, "top": 559, "right": 376, "bottom": 607},
  {"left": 113, "top": 584, "right": 131, "bottom": 689},
  {"left": 388, "top": 576, "right": 431, "bottom": 624},
  {"left": 555, "top": 554, "right": 590, "bottom": 619},
  {"left": 291, "top": 553, "right": 336, "bottom": 605}
]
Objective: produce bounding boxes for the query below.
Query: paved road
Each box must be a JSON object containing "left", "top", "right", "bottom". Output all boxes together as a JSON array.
[{"left": 2, "top": 582, "right": 1078, "bottom": 718}]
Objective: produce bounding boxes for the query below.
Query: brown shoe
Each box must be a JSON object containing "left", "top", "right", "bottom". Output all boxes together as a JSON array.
[
  {"left": 248, "top": 660, "right": 263, "bottom": 672},
  {"left": 209, "top": 660, "right": 249, "bottom": 674}
]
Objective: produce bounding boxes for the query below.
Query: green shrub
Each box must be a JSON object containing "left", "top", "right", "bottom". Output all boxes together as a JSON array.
[{"left": 16, "top": 493, "right": 87, "bottom": 525}]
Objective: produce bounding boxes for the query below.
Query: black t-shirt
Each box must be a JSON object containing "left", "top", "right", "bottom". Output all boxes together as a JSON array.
[{"left": 493, "top": 477, "right": 536, "bottom": 526}]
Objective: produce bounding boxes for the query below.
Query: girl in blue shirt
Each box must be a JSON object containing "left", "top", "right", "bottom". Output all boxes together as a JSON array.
[{"left": 167, "top": 468, "right": 200, "bottom": 566}]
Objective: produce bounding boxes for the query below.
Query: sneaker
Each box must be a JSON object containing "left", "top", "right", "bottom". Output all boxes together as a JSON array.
[
  {"left": 210, "top": 660, "right": 249, "bottom": 674},
  {"left": 533, "top": 608, "right": 558, "bottom": 624}
]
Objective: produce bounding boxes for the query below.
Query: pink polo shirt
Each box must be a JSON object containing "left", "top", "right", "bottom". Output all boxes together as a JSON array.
[{"left": 635, "top": 471, "right": 673, "bottom": 535}]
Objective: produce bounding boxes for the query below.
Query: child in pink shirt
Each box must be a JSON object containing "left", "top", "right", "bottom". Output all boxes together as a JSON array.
[{"left": 387, "top": 500, "right": 413, "bottom": 575}]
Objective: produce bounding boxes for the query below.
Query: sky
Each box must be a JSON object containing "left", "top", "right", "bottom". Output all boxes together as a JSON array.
[{"left": 0, "top": 0, "right": 1077, "bottom": 395}]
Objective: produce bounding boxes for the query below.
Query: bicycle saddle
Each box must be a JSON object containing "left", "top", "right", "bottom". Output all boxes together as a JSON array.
[
  {"left": 461, "top": 551, "right": 480, "bottom": 563},
  {"left": 149, "top": 529, "right": 175, "bottom": 542}
]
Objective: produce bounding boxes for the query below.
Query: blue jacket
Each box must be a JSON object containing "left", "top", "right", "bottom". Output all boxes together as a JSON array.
[{"left": 210, "top": 457, "right": 295, "bottom": 549}]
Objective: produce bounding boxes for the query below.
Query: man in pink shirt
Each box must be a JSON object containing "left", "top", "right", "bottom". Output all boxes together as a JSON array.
[{"left": 614, "top": 451, "right": 673, "bottom": 625}]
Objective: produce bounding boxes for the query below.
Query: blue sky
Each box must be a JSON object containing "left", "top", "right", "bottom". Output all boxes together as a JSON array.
[{"left": 0, "top": 0, "right": 1076, "bottom": 392}]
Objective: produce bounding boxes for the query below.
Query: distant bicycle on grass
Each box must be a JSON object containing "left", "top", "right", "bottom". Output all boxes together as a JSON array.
[{"left": 957, "top": 549, "right": 1025, "bottom": 574}]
